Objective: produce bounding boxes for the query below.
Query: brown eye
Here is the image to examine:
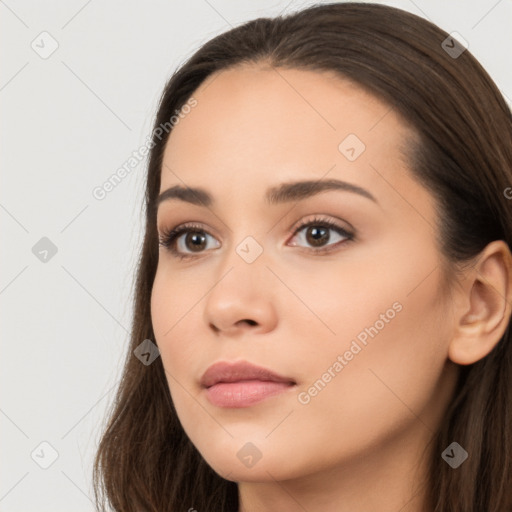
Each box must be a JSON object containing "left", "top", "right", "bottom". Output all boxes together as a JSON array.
[
  {"left": 288, "top": 216, "right": 354, "bottom": 252},
  {"left": 158, "top": 223, "right": 220, "bottom": 259},
  {"left": 304, "top": 225, "right": 331, "bottom": 247},
  {"left": 159, "top": 215, "right": 354, "bottom": 260},
  {"left": 182, "top": 231, "right": 208, "bottom": 252}
]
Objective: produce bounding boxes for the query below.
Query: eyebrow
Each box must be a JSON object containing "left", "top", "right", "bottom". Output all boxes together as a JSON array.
[{"left": 155, "top": 178, "right": 377, "bottom": 210}]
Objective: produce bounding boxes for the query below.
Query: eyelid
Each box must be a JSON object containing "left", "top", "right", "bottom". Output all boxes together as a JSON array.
[
  {"left": 288, "top": 213, "right": 355, "bottom": 236},
  {"left": 158, "top": 214, "right": 353, "bottom": 240},
  {"left": 286, "top": 215, "right": 354, "bottom": 251},
  {"left": 158, "top": 214, "right": 355, "bottom": 258}
]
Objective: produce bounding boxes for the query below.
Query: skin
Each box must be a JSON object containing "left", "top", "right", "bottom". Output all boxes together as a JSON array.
[{"left": 150, "top": 64, "right": 512, "bottom": 512}]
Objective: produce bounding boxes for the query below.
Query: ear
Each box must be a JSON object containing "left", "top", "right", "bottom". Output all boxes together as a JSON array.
[{"left": 448, "top": 240, "right": 512, "bottom": 365}]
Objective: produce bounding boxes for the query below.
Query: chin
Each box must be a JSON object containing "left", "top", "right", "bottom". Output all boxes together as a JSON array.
[{"left": 197, "top": 444, "right": 300, "bottom": 483}]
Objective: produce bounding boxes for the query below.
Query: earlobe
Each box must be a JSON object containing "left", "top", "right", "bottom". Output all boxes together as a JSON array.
[{"left": 448, "top": 240, "right": 512, "bottom": 366}]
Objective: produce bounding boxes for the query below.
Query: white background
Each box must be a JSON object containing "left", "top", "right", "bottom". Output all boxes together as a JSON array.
[{"left": 1, "top": 0, "right": 511, "bottom": 510}]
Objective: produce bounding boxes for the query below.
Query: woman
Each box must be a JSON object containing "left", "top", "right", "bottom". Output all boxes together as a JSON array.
[{"left": 93, "top": 2, "right": 512, "bottom": 510}]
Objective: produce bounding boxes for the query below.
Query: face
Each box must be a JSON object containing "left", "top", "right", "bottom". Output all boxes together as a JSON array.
[{"left": 150, "top": 65, "right": 459, "bottom": 483}]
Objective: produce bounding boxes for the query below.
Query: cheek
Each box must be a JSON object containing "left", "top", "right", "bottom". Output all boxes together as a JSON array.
[
  {"left": 286, "top": 253, "right": 451, "bottom": 444},
  {"left": 149, "top": 239, "right": 452, "bottom": 478},
  {"left": 150, "top": 272, "right": 196, "bottom": 373}
]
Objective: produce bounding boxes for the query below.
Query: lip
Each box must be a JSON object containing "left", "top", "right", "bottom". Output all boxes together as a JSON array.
[{"left": 200, "top": 360, "right": 296, "bottom": 408}]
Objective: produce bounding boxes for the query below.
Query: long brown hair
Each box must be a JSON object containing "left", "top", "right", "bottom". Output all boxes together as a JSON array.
[{"left": 93, "top": 3, "right": 512, "bottom": 510}]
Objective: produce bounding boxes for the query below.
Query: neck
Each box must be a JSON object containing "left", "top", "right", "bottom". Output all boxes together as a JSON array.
[{"left": 238, "top": 423, "right": 435, "bottom": 512}]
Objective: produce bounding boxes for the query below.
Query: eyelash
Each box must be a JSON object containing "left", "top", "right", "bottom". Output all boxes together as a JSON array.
[{"left": 158, "top": 215, "right": 355, "bottom": 260}]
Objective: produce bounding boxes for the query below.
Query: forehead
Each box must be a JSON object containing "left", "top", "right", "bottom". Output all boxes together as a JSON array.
[{"left": 159, "top": 65, "right": 419, "bottom": 211}]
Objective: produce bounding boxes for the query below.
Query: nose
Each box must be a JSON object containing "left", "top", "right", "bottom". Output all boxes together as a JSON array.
[
  {"left": 209, "top": 317, "right": 258, "bottom": 334},
  {"left": 203, "top": 250, "right": 279, "bottom": 337}
]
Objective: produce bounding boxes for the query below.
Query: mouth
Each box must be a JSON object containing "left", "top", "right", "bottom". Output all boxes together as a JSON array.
[{"left": 200, "top": 360, "right": 297, "bottom": 408}]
